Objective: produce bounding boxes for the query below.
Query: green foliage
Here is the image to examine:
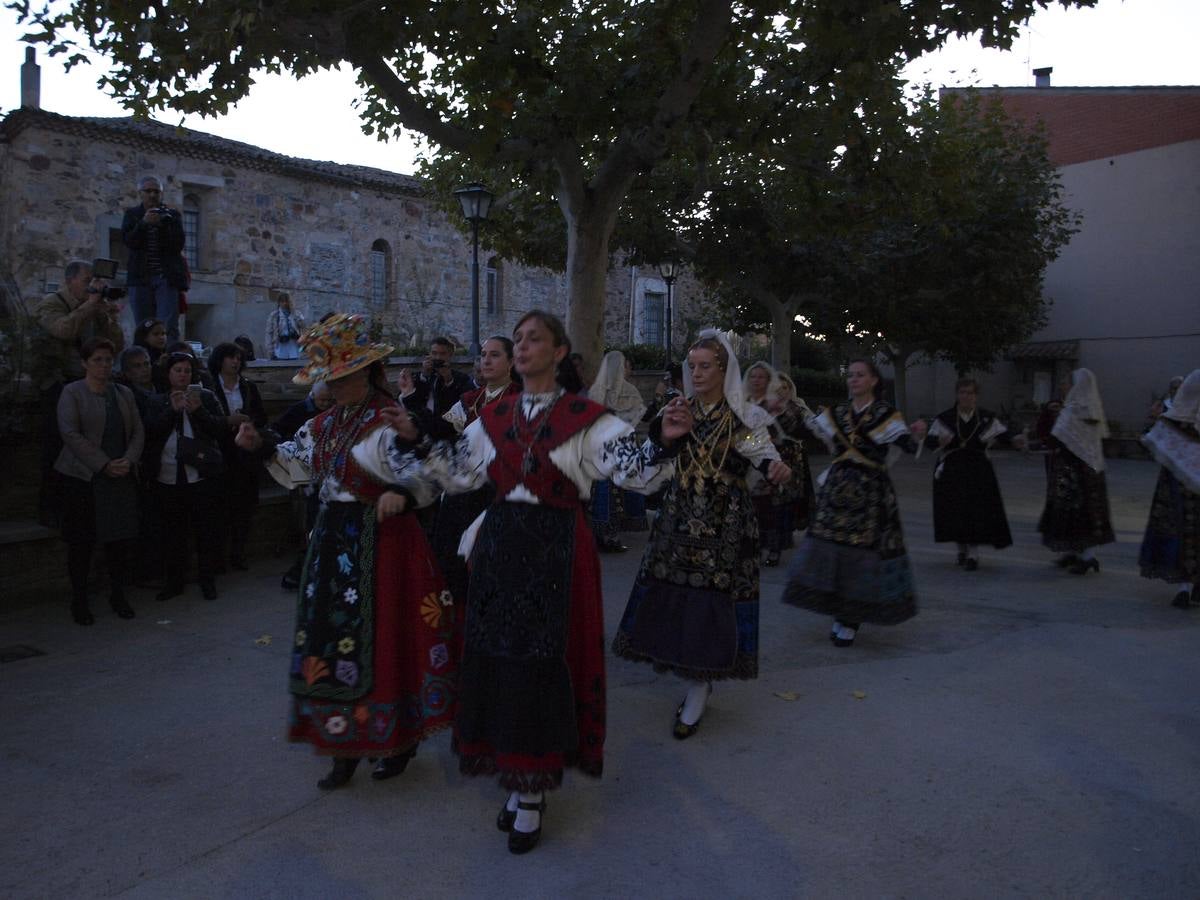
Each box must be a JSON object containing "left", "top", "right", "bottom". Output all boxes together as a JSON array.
[{"left": 10, "top": 0, "right": 1096, "bottom": 364}]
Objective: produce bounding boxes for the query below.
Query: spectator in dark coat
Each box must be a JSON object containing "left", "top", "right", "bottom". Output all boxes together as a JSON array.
[{"left": 121, "top": 176, "right": 187, "bottom": 340}]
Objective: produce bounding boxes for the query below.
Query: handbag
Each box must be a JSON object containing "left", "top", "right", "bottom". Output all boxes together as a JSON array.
[{"left": 176, "top": 418, "right": 225, "bottom": 479}]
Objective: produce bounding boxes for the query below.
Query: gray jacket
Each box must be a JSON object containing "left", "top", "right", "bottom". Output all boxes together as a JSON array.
[{"left": 54, "top": 380, "right": 145, "bottom": 482}]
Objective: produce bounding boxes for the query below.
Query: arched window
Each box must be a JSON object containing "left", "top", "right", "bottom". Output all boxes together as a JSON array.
[
  {"left": 370, "top": 239, "right": 391, "bottom": 306},
  {"left": 182, "top": 194, "right": 201, "bottom": 269},
  {"left": 485, "top": 256, "right": 502, "bottom": 315}
]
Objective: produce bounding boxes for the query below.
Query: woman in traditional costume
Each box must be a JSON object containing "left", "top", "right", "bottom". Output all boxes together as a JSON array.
[
  {"left": 235, "top": 314, "right": 457, "bottom": 791},
  {"left": 587, "top": 350, "right": 649, "bottom": 551},
  {"left": 361, "top": 310, "right": 689, "bottom": 855},
  {"left": 928, "top": 378, "right": 1016, "bottom": 570},
  {"left": 612, "top": 331, "right": 791, "bottom": 739},
  {"left": 1037, "top": 368, "right": 1115, "bottom": 574},
  {"left": 745, "top": 364, "right": 815, "bottom": 566},
  {"left": 1139, "top": 369, "right": 1200, "bottom": 608},
  {"left": 782, "top": 359, "right": 926, "bottom": 647},
  {"left": 426, "top": 335, "right": 520, "bottom": 610}
]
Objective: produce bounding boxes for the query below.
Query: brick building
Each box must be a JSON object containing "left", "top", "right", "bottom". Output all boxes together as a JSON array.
[{"left": 894, "top": 78, "right": 1200, "bottom": 434}]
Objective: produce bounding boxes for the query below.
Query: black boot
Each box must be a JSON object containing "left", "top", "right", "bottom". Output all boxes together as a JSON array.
[
  {"left": 70, "top": 601, "right": 94, "bottom": 626},
  {"left": 317, "top": 757, "right": 359, "bottom": 791},
  {"left": 371, "top": 746, "right": 417, "bottom": 781},
  {"left": 109, "top": 591, "right": 135, "bottom": 620}
]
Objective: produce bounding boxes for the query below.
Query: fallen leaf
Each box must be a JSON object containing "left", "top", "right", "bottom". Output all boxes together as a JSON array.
[
  {"left": 156, "top": 620, "right": 172, "bottom": 625},
  {"left": 773, "top": 691, "right": 800, "bottom": 701},
  {"left": 255, "top": 634, "right": 273, "bottom": 646},
  {"left": 852, "top": 690, "right": 867, "bottom": 700}
]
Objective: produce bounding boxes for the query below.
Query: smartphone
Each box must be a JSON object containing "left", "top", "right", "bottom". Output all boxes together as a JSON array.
[
  {"left": 92, "top": 258, "right": 119, "bottom": 280},
  {"left": 185, "top": 384, "right": 202, "bottom": 398}
]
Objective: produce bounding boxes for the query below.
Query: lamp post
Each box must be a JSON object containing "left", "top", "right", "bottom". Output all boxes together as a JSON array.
[
  {"left": 658, "top": 260, "right": 677, "bottom": 368},
  {"left": 454, "top": 181, "right": 495, "bottom": 357}
]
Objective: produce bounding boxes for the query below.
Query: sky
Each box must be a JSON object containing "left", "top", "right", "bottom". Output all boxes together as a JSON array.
[{"left": 0, "top": 0, "right": 1197, "bottom": 178}]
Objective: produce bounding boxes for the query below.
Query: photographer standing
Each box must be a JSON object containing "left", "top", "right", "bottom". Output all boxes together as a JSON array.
[
  {"left": 402, "top": 336, "right": 473, "bottom": 418},
  {"left": 122, "top": 175, "right": 186, "bottom": 340},
  {"left": 34, "top": 259, "right": 126, "bottom": 527}
]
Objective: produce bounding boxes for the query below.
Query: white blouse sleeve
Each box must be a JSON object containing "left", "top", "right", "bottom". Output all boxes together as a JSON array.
[
  {"left": 575, "top": 412, "right": 676, "bottom": 492},
  {"left": 442, "top": 400, "right": 469, "bottom": 435},
  {"left": 735, "top": 422, "right": 782, "bottom": 468},
  {"left": 274, "top": 419, "right": 316, "bottom": 471},
  {"left": 982, "top": 418, "right": 1007, "bottom": 444},
  {"left": 352, "top": 420, "right": 495, "bottom": 507}
]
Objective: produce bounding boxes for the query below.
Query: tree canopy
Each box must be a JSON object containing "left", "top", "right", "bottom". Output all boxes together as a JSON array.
[{"left": 11, "top": 0, "right": 1095, "bottom": 366}]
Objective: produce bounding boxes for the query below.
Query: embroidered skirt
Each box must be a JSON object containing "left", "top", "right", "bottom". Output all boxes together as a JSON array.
[
  {"left": 782, "top": 460, "right": 917, "bottom": 625},
  {"left": 1139, "top": 468, "right": 1200, "bottom": 584},
  {"left": 932, "top": 449, "right": 1013, "bottom": 548},
  {"left": 454, "top": 502, "right": 606, "bottom": 792},
  {"left": 613, "top": 471, "right": 760, "bottom": 681},
  {"left": 1038, "top": 449, "right": 1115, "bottom": 553},
  {"left": 288, "top": 502, "right": 458, "bottom": 757}
]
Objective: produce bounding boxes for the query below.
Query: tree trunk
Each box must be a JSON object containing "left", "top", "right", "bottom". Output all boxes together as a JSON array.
[
  {"left": 562, "top": 206, "right": 615, "bottom": 373},
  {"left": 766, "top": 297, "right": 796, "bottom": 373},
  {"left": 887, "top": 347, "right": 913, "bottom": 413}
]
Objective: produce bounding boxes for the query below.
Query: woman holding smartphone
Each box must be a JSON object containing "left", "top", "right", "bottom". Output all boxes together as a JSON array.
[{"left": 143, "top": 352, "right": 227, "bottom": 600}]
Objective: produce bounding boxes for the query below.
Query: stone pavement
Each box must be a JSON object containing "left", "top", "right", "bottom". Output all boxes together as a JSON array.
[{"left": 2, "top": 453, "right": 1198, "bottom": 898}]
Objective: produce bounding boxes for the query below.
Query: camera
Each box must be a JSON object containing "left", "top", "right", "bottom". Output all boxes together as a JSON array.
[
  {"left": 87, "top": 285, "right": 128, "bottom": 301},
  {"left": 92, "top": 258, "right": 119, "bottom": 279},
  {"left": 153, "top": 206, "right": 175, "bottom": 221},
  {"left": 430, "top": 358, "right": 447, "bottom": 369}
]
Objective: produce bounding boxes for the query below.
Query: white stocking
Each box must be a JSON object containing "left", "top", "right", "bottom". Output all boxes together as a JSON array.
[
  {"left": 513, "top": 791, "right": 543, "bottom": 833},
  {"left": 680, "top": 681, "right": 711, "bottom": 726}
]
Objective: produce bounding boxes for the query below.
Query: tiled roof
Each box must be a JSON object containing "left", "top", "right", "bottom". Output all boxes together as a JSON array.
[
  {"left": 942, "top": 86, "right": 1200, "bottom": 166},
  {"left": 1006, "top": 339, "right": 1080, "bottom": 361},
  {"left": 0, "top": 107, "right": 425, "bottom": 195}
]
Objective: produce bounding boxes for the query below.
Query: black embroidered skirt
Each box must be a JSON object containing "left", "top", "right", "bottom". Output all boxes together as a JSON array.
[
  {"left": 1038, "top": 449, "right": 1115, "bottom": 553},
  {"left": 455, "top": 501, "right": 606, "bottom": 791}
]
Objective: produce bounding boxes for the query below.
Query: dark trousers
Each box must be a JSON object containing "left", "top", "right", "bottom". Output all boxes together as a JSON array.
[
  {"left": 157, "top": 478, "right": 222, "bottom": 587},
  {"left": 221, "top": 463, "right": 260, "bottom": 564},
  {"left": 67, "top": 539, "right": 133, "bottom": 606}
]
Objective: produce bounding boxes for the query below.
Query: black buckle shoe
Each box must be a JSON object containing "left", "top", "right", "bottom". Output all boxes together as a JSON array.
[
  {"left": 1172, "top": 590, "right": 1192, "bottom": 609},
  {"left": 964, "top": 557, "right": 978, "bottom": 572},
  {"left": 507, "top": 797, "right": 546, "bottom": 854},
  {"left": 109, "top": 593, "right": 136, "bottom": 619},
  {"left": 497, "top": 794, "right": 518, "bottom": 832}
]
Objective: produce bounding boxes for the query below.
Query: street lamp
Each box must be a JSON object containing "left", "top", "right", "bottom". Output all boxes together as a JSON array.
[
  {"left": 658, "top": 260, "right": 677, "bottom": 367},
  {"left": 454, "top": 181, "right": 494, "bottom": 357}
]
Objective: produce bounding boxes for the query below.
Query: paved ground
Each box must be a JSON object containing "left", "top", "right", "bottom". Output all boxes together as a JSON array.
[{"left": 2, "top": 453, "right": 1198, "bottom": 899}]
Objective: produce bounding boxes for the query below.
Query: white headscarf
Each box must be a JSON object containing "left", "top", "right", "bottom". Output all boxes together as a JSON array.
[
  {"left": 1051, "top": 368, "right": 1109, "bottom": 472},
  {"left": 742, "top": 361, "right": 780, "bottom": 407},
  {"left": 587, "top": 350, "right": 628, "bottom": 408},
  {"left": 682, "top": 329, "right": 773, "bottom": 430},
  {"left": 1144, "top": 369, "right": 1200, "bottom": 493},
  {"left": 1163, "top": 370, "right": 1200, "bottom": 427}
]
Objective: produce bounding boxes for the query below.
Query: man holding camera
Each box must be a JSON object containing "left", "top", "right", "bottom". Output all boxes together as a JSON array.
[
  {"left": 34, "top": 259, "right": 126, "bottom": 526},
  {"left": 122, "top": 175, "right": 187, "bottom": 340},
  {"left": 403, "top": 336, "right": 473, "bottom": 418}
]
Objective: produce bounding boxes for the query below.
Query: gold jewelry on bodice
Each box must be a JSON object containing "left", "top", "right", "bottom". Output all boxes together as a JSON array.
[
  {"left": 955, "top": 407, "right": 981, "bottom": 446},
  {"left": 679, "top": 399, "right": 735, "bottom": 488}
]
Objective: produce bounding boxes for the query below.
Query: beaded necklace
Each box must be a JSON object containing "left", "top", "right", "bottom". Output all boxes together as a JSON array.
[
  {"left": 955, "top": 407, "right": 981, "bottom": 447},
  {"left": 311, "top": 390, "right": 380, "bottom": 485}
]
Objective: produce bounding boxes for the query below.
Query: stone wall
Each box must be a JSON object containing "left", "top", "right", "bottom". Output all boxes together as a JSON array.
[{"left": 0, "top": 111, "right": 711, "bottom": 363}]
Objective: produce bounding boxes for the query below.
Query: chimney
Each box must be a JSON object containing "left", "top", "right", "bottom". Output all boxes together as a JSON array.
[
  {"left": 1033, "top": 66, "right": 1053, "bottom": 88},
  {"left": 20, "top": 46, "right": 40, "bottom": 109}
]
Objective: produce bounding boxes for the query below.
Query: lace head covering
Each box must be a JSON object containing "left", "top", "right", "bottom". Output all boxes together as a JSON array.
[
  {"left": 1163, "top": 370, "right": 1200, "bottom": 426},
  {"left": 587, "top": 350, "right": 628, "bottom": 408},
  {"left": 683, "top": 329, "right": 773, "bottom": 430},
  {"left": 1051, "top": 368, "right": 1109, "bottom": 472},
  {"left": 1144, "top": 369, "right": 1200, "bottom": 493}
]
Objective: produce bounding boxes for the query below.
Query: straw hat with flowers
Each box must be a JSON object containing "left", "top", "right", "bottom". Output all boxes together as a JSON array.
[{"left": 292, "top": 313, "right": 394, "bottom": 385}]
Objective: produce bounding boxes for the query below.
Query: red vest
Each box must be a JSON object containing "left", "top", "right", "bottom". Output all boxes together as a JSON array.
[
  {"left": 480, "top": 393, "right": 607, "bottom": 509},
  {"left": 308, "top": 391, "right": 396, "bottom": 502}
]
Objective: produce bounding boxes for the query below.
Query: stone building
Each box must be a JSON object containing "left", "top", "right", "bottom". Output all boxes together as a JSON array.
[{"left": 0, "top": 51, "right": 704, "bottom": 362}]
